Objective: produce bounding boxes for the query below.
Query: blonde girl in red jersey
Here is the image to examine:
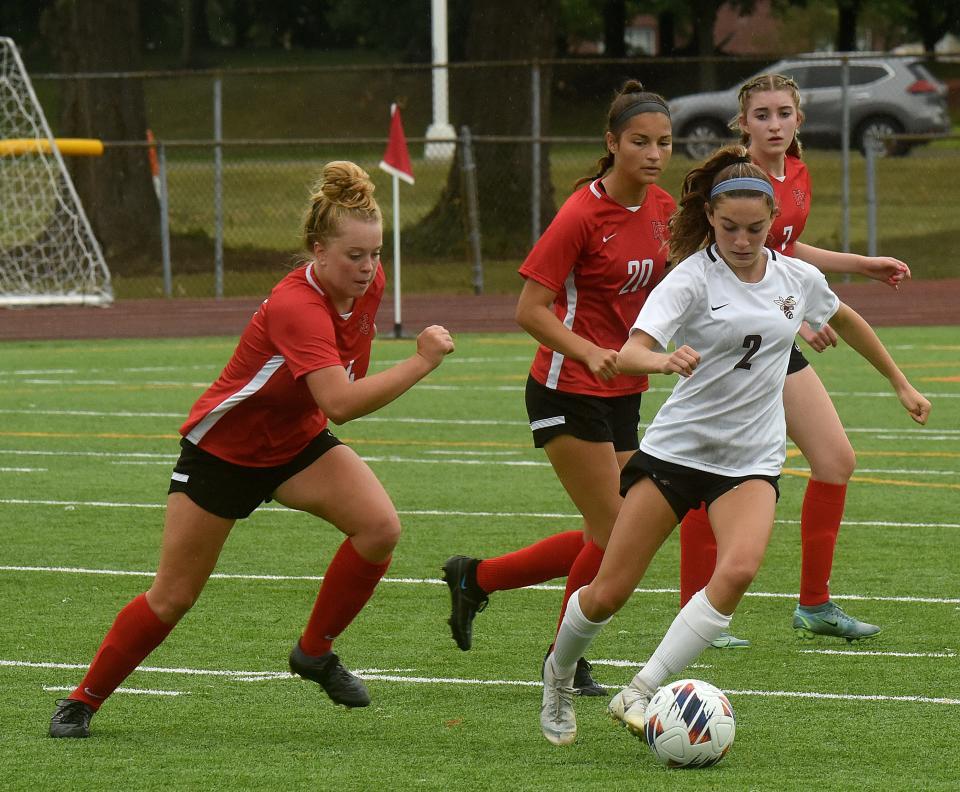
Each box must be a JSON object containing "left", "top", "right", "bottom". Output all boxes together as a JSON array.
[
  {"left": 442, "top": 82, "right": 675, "bottom": 693},
  {"left": 49, "top": 162, "right": 454, "bottom": 738},
  {"left": 678, "top": 75, "right": 910, "bottom": 646}
]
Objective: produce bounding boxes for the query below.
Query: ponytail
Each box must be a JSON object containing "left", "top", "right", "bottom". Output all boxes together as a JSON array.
[{"left": 669, "top": 145, "right": 775, "bottom": 262}]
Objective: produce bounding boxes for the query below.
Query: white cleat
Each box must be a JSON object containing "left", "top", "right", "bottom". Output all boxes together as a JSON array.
[
  {"left": 540, "top": 653, "right": 577, "bottom": 746},
  {"left": 608, "top": 684, "right": 651, "bottom": 736}
]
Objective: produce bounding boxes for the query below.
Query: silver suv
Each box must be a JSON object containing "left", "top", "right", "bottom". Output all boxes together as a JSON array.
[{"left": 668, "top": 54, "right": 950, "bottom": 158}]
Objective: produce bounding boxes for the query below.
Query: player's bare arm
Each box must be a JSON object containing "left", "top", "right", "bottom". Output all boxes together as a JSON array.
[
  {"left": 516, "top": 278, "right": 619, "bottom": 380},
  {"left": 828, "top": 303, "right": 931, "bottom": 425},
  {"left": 306, "top": 326, "right": 454, "bottom": 424},
  {"left": 793, "top": 242, "right": 910, "bottom": 288},
  {"left": 617, "top": 331, "right": 699, "bottom": 378}
]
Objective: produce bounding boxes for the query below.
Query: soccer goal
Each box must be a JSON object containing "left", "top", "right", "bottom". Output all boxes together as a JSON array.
[{"left": 0, "top": 37, "right": 112, "bottom": 306}]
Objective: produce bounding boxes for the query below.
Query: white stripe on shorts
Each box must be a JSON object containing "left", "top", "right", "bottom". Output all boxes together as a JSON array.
[{"left": 530, "top": 416, "right": 566, "bottom": 432}]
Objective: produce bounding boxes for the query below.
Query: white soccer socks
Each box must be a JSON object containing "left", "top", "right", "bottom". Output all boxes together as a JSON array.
[
  {"left": 552, "top": 588, "right": 612, "bottom": 677},
  {"left": 633, "top": 588, "right": 731, "bottom": 693}
]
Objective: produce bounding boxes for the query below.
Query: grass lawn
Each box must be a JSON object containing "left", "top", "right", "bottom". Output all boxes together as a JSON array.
[{"left": 1, "top": 327, "right": 958, "bottom": 790}]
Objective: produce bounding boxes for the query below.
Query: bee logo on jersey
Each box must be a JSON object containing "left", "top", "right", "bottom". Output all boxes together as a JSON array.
[
  {"left": 775, "top": 296, "right": 797, "bottom": 319},
  {"left": 792, "top": 189, "right": 806, "bottom": 210},
  {"left": 359, "top": 312, "right": 372, "bottom": 335}
]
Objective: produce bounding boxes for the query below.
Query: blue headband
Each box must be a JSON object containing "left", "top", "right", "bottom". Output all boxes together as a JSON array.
[{"left": 710, "top": 177, "right": 774, "bottom": 199}]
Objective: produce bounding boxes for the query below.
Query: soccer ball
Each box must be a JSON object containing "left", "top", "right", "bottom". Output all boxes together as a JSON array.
[{"left": 642, "top": 678, "right": 736, "bottom": 768}]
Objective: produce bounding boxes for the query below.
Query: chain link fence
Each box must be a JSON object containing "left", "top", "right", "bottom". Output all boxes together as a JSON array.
[{"left": 23, "top": 56, "right": 960, "bottom": 298}]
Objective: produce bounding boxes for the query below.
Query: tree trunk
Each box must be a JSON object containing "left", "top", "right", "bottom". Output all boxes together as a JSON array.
[
  {"left": 603, "top": 0, "right": 626, "bottom": 58},
  {"left": 658, "top": 11, "right": 676, "bottom": 56},
  {"left": 912, "top": 1, "right": 940, "bottom": 55},
  {"left": 406, "top": 0, "right": 558, "bottom": 261},
  {"left": 691, "top": 0, "right": 721, "bottom": 91},
  {"left": 53, "top": 0, "right": 160, "bottom": 272},
  {"left": 835, "top": 0, "right": 860, "bottom": 52}
]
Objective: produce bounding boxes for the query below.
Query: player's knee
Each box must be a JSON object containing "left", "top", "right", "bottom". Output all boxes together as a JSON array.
[
  {"left": 361, "top": 511, "right": 402, "bottom": 555},
  {"left": 586, "top": 582, "right": 630, "bottom": 619},
  {"left": 808, "top": 444, "right": 856, "bottom": 484},
  {"left": 146, "top": 587, "right": 198, "bottom": 624},
  {"left": 715, "top": 559, "right": 759, "bottom": 596}
]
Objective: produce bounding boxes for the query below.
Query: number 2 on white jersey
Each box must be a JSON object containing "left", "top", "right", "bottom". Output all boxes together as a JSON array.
[
  {"left": 619, "top": 259, "right": 654, "bottom": 294},
  {"left": 780, "top": 225, "right": 793, "bottom": 252}
]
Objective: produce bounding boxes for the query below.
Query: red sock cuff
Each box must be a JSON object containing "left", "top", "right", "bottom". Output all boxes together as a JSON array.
[
  {"left": 338, "top": 538, "right": 392, "bottom": 581},
  {"left": 804, "top": 479, "right": 847, "bottom": 506},
  {"left": 126, "top": 593, "right": 173, "bottom": 654}
]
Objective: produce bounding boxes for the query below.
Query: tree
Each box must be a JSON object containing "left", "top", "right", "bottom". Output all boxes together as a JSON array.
[
  {"left": 407, "top": 0, "right": 559, "bottom": 260},
  {"left": 46, "top": 0, "right": 160, "bottom": 271}
]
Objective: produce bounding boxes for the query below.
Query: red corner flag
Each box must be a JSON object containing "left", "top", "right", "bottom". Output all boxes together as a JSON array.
[{"left": 379, "top": 104, "right": 414, "bottom": 185}]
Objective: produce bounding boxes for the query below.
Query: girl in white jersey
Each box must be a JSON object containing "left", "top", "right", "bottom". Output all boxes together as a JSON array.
[
  {"left": 49, "top": 162, "right": 454, "bottom": 739},
  {"left": 539, "top": 146, "right": 930, "bottom": 747},
  {"left": 679, "top": 74, "right": 914, "bottom": 646}
]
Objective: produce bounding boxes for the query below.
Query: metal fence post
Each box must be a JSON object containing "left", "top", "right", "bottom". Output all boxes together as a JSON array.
[
  {"left": 865, "top": 138, "right": 877, "bottom": 257},
  {"left": 841, "top": 56, "right": 851, "bottom": 259},
  {"left": 531, "top": 60, "right": 541, "bottom": 249},
  {"left": 460, "top": 126, "right": 483, "bottom": 295},
  {"left": 213, "top": 74, "right": 224, "bottom": 299},
  {"left": 157, "top": 141, "right": 172, "bottom": 298}
]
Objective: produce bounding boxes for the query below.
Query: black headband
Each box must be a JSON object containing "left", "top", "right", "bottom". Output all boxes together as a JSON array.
[{"left": 611, "top": 100, "right": 671, "bottom": 129}]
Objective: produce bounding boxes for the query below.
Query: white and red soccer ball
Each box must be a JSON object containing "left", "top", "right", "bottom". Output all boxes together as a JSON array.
[{"left": 643, "top": 679, "right": 736, "bottom": 768}]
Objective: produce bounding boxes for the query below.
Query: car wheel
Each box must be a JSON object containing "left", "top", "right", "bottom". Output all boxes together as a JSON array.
[
  {"left": 856, "top": 116, "right": 907, "bottom": 157},
  {"left": 681, "top": 119, "right": 730, "bottom": 160}
]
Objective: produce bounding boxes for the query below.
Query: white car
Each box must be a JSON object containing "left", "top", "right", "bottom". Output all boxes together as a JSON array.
[{"left": 668, "top": 54, "right": 950, "bottom": 158}]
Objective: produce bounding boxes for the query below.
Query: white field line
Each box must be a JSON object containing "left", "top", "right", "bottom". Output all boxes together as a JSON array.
[
  {"left": 0, "top": 467, "right": 45, "bottom": 472},
  {"left": 4, "top": 407, "right": 960, "bottom": 439},
  {"left": 43, "top": 685, "right": 184, "bottom": 696},
  {"left": 1, "top": 496, "right": 959, "bottom": 532},
  {"left": 8, "top": 659, "right": 959, "bottom": 706},
  {"left": 1, "top": 564, "right": 958, "bottom": 606},
  {"left": 799, "top": 649, "right": 956, "bottom": 658},
  {"left": 2, "top": 447, "right": 955, "bottom": 476}
]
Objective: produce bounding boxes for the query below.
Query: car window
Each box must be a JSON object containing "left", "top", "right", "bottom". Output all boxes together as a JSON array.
[
  {"left": 776, "top": 66, "right": 808, "bottom": 89},
  {"left": 908, "top": 62, "right": 938, "bottom": 83},
  {"left": 802, "top": 65, "right": 843, "bottom": 89},
  {"left": 849, "top": 65, "right": 888, "bottom": 85}
]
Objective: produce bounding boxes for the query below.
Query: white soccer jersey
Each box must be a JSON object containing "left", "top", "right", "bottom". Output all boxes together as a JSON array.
[{"left": 633, "top": 244, "right": 840, "bottom": 476}]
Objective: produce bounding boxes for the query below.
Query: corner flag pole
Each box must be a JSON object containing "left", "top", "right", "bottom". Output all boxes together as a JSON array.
[{"left": 378, "top": 103, "right": 415, "bottom": 339}]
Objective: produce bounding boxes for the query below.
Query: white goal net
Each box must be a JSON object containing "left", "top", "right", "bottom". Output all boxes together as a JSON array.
[{"left": 0, "top": 37, "right": 112, "bottom": 306}]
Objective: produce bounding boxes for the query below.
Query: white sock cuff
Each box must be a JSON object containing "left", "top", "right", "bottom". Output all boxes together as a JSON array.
[
  {"left": 565, "top": 588, "right": 613, "bottom": 635},
  {"left": 682, "top": 588, "right": 732, "bottom": 639}
]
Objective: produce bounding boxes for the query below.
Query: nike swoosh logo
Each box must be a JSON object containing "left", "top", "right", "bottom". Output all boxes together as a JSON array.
[
  {"left": 83, "top": 687, "right": 106, "bottom": 700},
  {"left": 821, "top": 618, "right": 839, "bottom": 627},
  {"left": 602, "top": 233, "right": 617, "bottom": 243},
  {"left": 460, "top": 575, "right": 468, "bottom": 590},
  {"left": 711, "top": 303, "right": 729, "bottom": 311}
]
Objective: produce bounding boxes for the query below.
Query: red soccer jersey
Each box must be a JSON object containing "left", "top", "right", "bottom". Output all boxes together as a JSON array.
[
  {"left": 520, "top": 180, "right": 675, "bottom": 397},
  {"left": 763, "top": 154, "right": 811, "bottom": 256},
  {"left": 180, "top": 262, "right": 383, "bottom": 467}
]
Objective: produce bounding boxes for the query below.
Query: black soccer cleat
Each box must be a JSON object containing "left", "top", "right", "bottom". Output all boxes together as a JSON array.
[
  {"left": 49, "top": 698, "right": 95, "bottom": 738},
  {"left": 441, "top": 555, "right": 488, "bottom": 651},
  {"left": 572, "top": 657, "right": 607, "bottom": 697},
  {"left": 288, "top": 643, "right": 371, "bottom": 708},
  {"left": 541, "top": 652, "right": 607, "bottom": 697}
]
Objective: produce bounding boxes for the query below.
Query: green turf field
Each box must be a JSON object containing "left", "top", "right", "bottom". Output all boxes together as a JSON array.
[{"left": 1, "top": 327, "right": 958, "bottom": 790}]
